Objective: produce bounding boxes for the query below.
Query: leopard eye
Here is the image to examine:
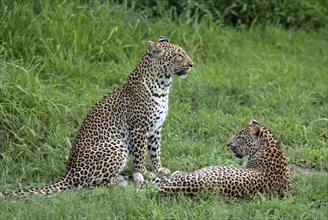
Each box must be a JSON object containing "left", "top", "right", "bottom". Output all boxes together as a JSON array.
[{"left": 176, "top": 54, "right": 184, "bottom": 60}]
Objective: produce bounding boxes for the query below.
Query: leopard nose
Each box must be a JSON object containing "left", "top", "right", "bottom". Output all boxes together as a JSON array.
[{"left": 189, "top": 63, "right": 193, "bottom": 68}]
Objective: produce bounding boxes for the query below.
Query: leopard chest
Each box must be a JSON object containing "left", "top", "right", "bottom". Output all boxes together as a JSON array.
[{"left": 149, "top": 95, "right": 169, "bottom": 132}]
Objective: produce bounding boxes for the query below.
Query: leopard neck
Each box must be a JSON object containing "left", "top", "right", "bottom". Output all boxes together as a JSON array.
[
  {"left": 128, "top": 51, "right": 172, "bottom": 96},
  {"left": 246, "top": 127, "right": 289, "bottom": 173}
]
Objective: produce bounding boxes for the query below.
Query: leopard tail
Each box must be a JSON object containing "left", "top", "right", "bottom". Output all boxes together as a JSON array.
[{"left": 0, "top": 175, "right": 72, "bottom": 197}]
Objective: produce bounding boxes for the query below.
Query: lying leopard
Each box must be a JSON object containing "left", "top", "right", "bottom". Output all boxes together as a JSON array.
[
  {"left": 0, "top": 36, "right": 193, "bottom": 197},
  {"left": 134, "top": 119, "right": 292, "bottom": 198}
]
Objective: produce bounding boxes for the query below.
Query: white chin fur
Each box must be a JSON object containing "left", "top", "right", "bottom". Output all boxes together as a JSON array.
[{"left": 179, "top": 74, "right": 187, "bottom": 78}]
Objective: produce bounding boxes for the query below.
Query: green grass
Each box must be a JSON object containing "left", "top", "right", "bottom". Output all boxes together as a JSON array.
[{"left": 0, "top": 1, "right": 327, "bottom": 219}]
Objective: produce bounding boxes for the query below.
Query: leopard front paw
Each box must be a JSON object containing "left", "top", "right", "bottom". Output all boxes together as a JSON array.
[
  {"left": 143, "top": 170, "right": 156, "bottom": 180},
  {"left": 132, "top": 172, "right": 145, "bottom": 189},
  {"left": 157, "top": 167, "right": 171, "bottom": 176},
  {"left": 135, "top": 167, "right": 156, "bottom": 180}
]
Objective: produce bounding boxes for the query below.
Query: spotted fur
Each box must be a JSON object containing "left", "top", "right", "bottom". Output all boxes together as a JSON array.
[
  {"left": 137, "top": 119, "right": 292, "bottom": 198},
  {"left": 1, "top": 36, "right": 193, "bottom": 197}
]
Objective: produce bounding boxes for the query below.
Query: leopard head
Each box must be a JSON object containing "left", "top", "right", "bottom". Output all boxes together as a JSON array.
[
  {"left": 147, "top": 36, "right": 193, "bottom": 78},
  {"left": 226, "top": 119, "right": 263, "bottom": 158}
]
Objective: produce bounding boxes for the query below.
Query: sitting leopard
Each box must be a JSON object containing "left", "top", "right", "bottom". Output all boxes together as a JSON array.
[
  {"left": 0, "top": 36, "right": 193, "bottom": 197},
  {"left": 134, "top": 119, "right": 292, "bottom": 198}
]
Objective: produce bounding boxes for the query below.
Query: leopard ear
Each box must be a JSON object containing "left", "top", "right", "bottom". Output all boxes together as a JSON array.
[
  {"left": 147, "top": 41, "right": 164, "bottom": 57},
  {"left": 158, "top": 36, "right": 169, "bottom": 43},
  {"left": 251, "top": 123, "right": 261, "bottom": 137},
  {"left": 249, "top": 118, "right": 258, "bottom": 125}
]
